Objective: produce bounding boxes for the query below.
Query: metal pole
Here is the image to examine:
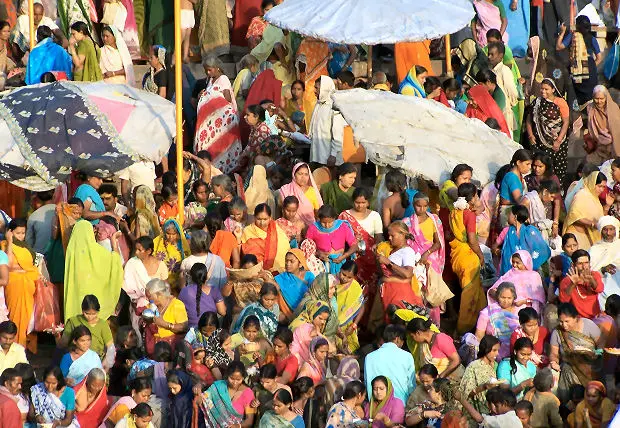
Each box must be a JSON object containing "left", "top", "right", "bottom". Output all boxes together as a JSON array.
[
  {"left": 174, "top": 0, "right": 184, "bottom": 224},
  {"left": 445, "top": 34, "right": 453, "bottom": 78},
  {"left": 28, "top": 0, "right": 35, "bottom": 50},
  {"left": 367, "top": 45, "right": 373, "bottom": 86}
]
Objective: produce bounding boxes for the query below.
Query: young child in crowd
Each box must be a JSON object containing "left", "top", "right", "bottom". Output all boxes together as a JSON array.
[
  {"left": 276, "top": 195, "right": 305, "bottom": 248},
  {"left": 523, "top": 369, "right": 563, "bottom": 428},
  {"left": 457, "top": 386, "right": 522, "bottom": 427},
  {"left": 514, "top": 400, "right": 533, "bottom": 428},
  {"left": 189, "top": 342, "right": 215, "bottom": 386},
  {"left": 158, "top": 186, "right": 179, "bottom": 225}
]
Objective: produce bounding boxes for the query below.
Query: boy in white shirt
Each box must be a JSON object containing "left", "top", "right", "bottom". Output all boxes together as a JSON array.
[{"left": 456, "top": 387, "right": 523, "bottom": 428}]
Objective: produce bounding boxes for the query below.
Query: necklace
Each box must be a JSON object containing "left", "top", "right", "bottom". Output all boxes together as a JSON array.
[
  {"left": 229, "top": 385, "right": 243, "bottom": 402},
  {"left": 576, "top": 283, "right": 588, "bottom": 299}
]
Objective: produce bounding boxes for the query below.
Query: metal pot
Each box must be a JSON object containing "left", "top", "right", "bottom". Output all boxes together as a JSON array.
[{"left": 142, "top": 308, "right": 156, "bottom": 321}]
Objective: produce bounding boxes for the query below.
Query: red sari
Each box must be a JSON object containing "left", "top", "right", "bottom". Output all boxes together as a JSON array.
[
  {"left": 240, "top": 70, "right": 282, "bottom": 143},
  {"left": 231, "top": 0, "right": 262, "bottom": 46},
  {"left": 465, "top": 84, "right": 510, "bottom": 137},
  {"left": 338, "top": 211, "right": 377, "bottom": 289},
  {"left": 74, "top": 377, "right": 109, "bottom": 427}
]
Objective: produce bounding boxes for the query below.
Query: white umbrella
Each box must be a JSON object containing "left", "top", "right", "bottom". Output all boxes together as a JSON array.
[
  {"left": 332, "top": 89, "right": 521, "bottom": 185},
  {"left": 264, "top": 0, "right": 475, "bottom": 45}
]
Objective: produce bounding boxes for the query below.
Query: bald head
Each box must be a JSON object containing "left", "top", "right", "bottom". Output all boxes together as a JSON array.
[
  {"left": 372, "top": 71, "right": 387, "bottom": 85},
  {"left": 33, "top": 3, "right": 45, "bottom": 25}
]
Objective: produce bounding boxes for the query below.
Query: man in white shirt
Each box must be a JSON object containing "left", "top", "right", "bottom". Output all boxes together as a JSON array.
[
  {"left": 487, "top": 41, "right": 518, "bottom": 137},
  {"left": 98, "top": 184, "right": 128, "bottom": 218},
  {"left": 0, "top": 321, "right": 28, "bottom": 375},
  {"left": 117, "top": 161, "right": 157, "bottom": 205},
  {"left": 10, "top": 3, "right": 66, "bottom": 55}
]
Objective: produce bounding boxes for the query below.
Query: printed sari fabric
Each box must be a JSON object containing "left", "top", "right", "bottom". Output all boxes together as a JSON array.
[
  {"left": 118, "top": 0, "right": 140, "bottom": 59},
  {"left": 31, "top": 383, "right": 78, "bottom": 426},
  {"left": 563, "top": 171, "right": 604, "bottom": 251},
  {"left": 472, "top": 0, "right": 509, "bottom": 46},
  {"left": 338, "top": 210, "right": 377, "bottom": 289},
  {"left": 241, "top": 221, "right": 290, "bottom": 273},
  {"left": 321, "top": 180, "right": 354, "bottom": 214},
  {"left": 557, "top": 329, "right": 600, "bottom": 401},
  {"left": 336, "top": 278, "right": 364, "bottom": 352},
  {"left": 231, "top": 302, "right": 279, "bottom": 341},
  {"left": 133, "top": 185, "right": 161, "bottom": 239},
  {"left": 275, "top": 271, "right": 315, "bottom": 317},
  {"left": 531, "top": 96, "right": 569, "bottom": 180},
  {"left": 153, "top": 219, "right": 190, "bottom": 290},
  {"left": 199, "top": 380, "right": 243, "bottom": 427},
  {"left": 5, "top": 242, "right": 38, "bottom": 347},
  {"left": 404, "top": 213, "right": 445, "bottom": 275},
  {"left": 194, "top": 75, "right": 242, "bottom": 174},
  {"left": 197, "top": 0, "right": 230, "bottom": 57},
  {"left": 64, "top": 220, "right": 123, "bottom": 322},
  {"left": 449, "top": 209, "right": 487, "bottom": 334},
  {"left": 485, "top": 303, "right": 520, "bottom": 359},
  {"left": 259, "top": 411, "right": 298, "bottom": 428}
]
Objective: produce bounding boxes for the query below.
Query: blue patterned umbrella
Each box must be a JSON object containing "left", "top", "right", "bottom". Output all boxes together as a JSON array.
[{"left": 0, "top": 81, "right": 176, "bottom": 190}]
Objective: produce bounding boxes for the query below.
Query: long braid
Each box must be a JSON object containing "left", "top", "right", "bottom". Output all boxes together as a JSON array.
[{"left": 190, "top": 263, "right": 207, "bottom": 320}]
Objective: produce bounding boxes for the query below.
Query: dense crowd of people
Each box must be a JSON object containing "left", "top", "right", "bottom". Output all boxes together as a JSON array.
[{"left": 1, "top": 0, "right": 620, "bottom": 427}]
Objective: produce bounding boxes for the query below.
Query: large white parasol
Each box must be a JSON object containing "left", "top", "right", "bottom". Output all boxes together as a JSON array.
[
  {"left": 332, "top": 89, "right": 522, "bottom": 185},
  {"left": 264, "top": 0, "right": 475, "bottom": 45}
]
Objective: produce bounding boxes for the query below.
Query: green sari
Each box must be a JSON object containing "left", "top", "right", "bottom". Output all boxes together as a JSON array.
[
  {"left": 320, "top": 181, "right": 354, "bottom": 214},
  {"left": 147, "top": 0, "right": 174, "bottom": 51},
  {"left": 74, "top": 38, "right": 102, "bottom": 82},
  {"left": 259, "top": 411, "right": 297, "bottom": 427},
  {"left": 197, "top": 0, "right": 230, "bottom": 57}
]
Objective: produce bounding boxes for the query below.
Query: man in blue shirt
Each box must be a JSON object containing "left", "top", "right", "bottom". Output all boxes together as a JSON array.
[{"left": 364, "top": 324, "right": 416, "bottom": 405}]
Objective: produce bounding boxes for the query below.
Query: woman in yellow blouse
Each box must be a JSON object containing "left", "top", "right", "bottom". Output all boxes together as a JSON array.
[{"left": 144, "top": 279, "right": 188, "bottom": 355}]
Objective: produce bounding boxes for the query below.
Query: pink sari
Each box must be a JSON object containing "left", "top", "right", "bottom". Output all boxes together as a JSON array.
[
  {"left": 473, "top": 0, "right": 509, "bottom": 46},
  {"left": 278, "top": 163, "right": 323, "bottom": 226},
  {"left": 338, "top": 210, "right": 377, "bottom": 288},
  {"left": 119, "top": 0, "right": 140, "bottom": 59},
  {"left": 487, "top": 250, "right": 546, "bottom": 315},
  {"left": 477, "top": 183, "right": 499, "bottom": 247},
  {"left": 403, "top": 213, "right": 445, "bottom": 275}
]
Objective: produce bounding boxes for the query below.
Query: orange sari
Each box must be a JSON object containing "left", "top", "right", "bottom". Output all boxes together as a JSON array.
[
  {"left": 210, "top": 230, "right": 237, "bottom": 268},
  {"left": 395, "top": 41, "right": 434, "bottom": 84},
  {"left": 241, "top": 221, "right": 290, "bottom": 273},
  {"left": 5, "top": 243, "right": 38, "bottom": 348},
  {"left": 296, "top": 38, "right": 330, "bottom": 129}
]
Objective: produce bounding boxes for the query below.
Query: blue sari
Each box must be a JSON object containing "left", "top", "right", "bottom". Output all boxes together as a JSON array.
[
  {"left": 74, "top": 184, "right": 105, "bottom": 225},
  {"left": 60, "top": 350, "right": 102, "bottom": 385},
  {"left": 403, "top": 189, "right": 418, "bottom": 218},
  {"left": 327, "top": 43, "right": 352, "bottom": 77},
  {"left": 199, "top": 380, "right": 243, "bottom": 427},
  {"left": 500, "top": 224, "right": 551, "bottom": 275},
  {"left": 398, "top": 66, "right": 426, "bottom": 97},
  {"left": 275, "top": 271, "right": 315, "bottom": 312},
  {"left": 25, "top": 37, "right": 73, "bottom": 85}
]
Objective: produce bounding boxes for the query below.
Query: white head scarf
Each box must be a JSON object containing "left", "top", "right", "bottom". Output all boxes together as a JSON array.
[
  {"left": 107, "top": 25, "right": 135, "bottom": 87},
  {"left": 597, "top": 215, "right": 620, "bottom": 238}
]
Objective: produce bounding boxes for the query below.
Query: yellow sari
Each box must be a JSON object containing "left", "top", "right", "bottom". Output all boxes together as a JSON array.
[
  {"left": 449, "top": 209, "right": 486, "bottom": 334},
  {"left": 336, "top": 279, "right": 364, "bottom": 352},
  {"left": 153, "top": 219, "right": 190, "bottom": 290},
  {"left": 394, "top": 308, "right": 440, "bottom": 370},
  {"left": 5, "top": 244, "right": 38, "bottom": 347},
  {"left": 563, "top": 171, "right": 604, "bottom": 251},
  {"left": 240, "top": 223, "right": 290, "bottom": 273}
]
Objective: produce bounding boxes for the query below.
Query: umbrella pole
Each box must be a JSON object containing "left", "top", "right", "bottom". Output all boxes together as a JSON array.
[
  {"left": 28, "top": 0, "right": 34, "bottom": 50},
  {"left": 367, "top": 45, "right": 373, "bottom": 86},
  {"left": 445, "top": 34, "right": 453, "bottom": 78},
  {"left": 174, "top": 0, "right": 184, "bottom": 224}
]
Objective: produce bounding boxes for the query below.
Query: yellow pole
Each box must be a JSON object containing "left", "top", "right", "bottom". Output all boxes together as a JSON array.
[
  {"left": 174, "top": 0, "right": 184, "bottom": 224},
  {"left": 28, "top": 0, "right": 35, "bottom": 50},
  {"left": 445, "top": 34, "right": 453, "bottom": 78}
]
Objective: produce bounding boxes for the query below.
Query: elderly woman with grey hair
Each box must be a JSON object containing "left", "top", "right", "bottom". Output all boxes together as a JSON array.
[
  {"left": 143, "top": 278, "right": 189, "bottom": 355},
  {"left": 73, "top": 367, "right": 108, "bottom": 425},
  {"left": 474, "top": 281, "right": 521, "bottom": 360},
  {"left": 194, "top": 55, "right": 242, "bottom": 173}
]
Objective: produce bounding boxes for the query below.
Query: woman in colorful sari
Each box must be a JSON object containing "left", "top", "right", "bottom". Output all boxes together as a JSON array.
[
  {"left": 563, "top": 171, "right": 608, "bottom": 250},
  {"left": 320, "top": 162, "right": 357, "bottom": 214},
  {"left": 297, "top": 337, "right": 328, "bottom": 386},
  {"left": 465, "top": 84, "right": 511, "bottom": 137},
  {"left": 398, "top": 65, "right": 428, "bottom": 97},
  {"left": 496, "top": 337, "right": 536, "bottom": 399},
  {"left": 241, "top": 203, "right": 291, "bottom": 273},
  {"left": 403, "top": 192, "right": 446, "bottom": 322},
  {"left": 68, "top": 22, "right": 102, "bottom": 82},
  {"left": 279, "top": 163, "right": 323, "bottom": 227},
  {"left": 131, "top": 186, "right": 161, "bottom": 239},
  {"left": 339, "top": 186, "right": 382, "bottom": 297},
  {"left": 198, "top": 361, "right": 256, "bottom": 427},
  {"left": 572, "top": 381, "right": 616, "bottom": 428},
  {"left": 60, "top": 326, "right": 103, "bottom": 387},
  {"left": 306, "top": 205, "right": 358, "bottom": 275},
  {"left": 153, "top": 219, "right": 190, "bottom": 291},
  {"left": 453, "top": 39, "right": 489, "bottom": 88},
  {"left": 459, "top": 335, "right": 500, "bottom": 426},
  {"left": 3, "top": 219, "right": 38, "bottom": 349},
  {"left": 472, "top": 0, "right": 508, "bottom": 46},
  {"left": 99, "top": 25, "right": 135, "bottom": 85},
  {"left": 259, "top": 388, "right": 305, "bottom": 428},
  {"left": 523, "top": 152, "right": 563, "bottom": 235},
  {"left": 587, "top": 85, "right": 620, "bottom": 165},
  {"left": 143, "top": 279, "right": 189, "bottom": 356},
  {"left": 335, "top": 261, "right": 364, "bottom": 353},
  {"left": 194, "top": 56, "right": 242, "bottom": 174},
  {"left": 406, "top": 317, "right": 464, "bottom": 382},
  {"left": 487, "top": 250, "right": 546, "bottom": 315},
  {"left": 376, "top": 221, "right": 423, "bottom": 312},
  {"left": 497, "top": 149, "right": 532, "bottom": 229},
  {"left": 290, "top": 299, "right": 331, "bottom": 364},
  {"left": 245, "top": 165, "right": 277, "bottom": 215},
  {"left": 449, "top": 183, "right": 487, "bottom": 334},
  {"left": 323, "top": 357, "right": 360, "bottom": 407},
  {"left": 26, "top": 25, "right": 72, "bottom": 85},
  {"left": 232, "top": 282, "right": 281, "bottom": 341},
  {"left": 549, "top": 302, "right": 602, "bottom": 402},
  {"left": 74, "top": 368, "right": 108, "bottom": 427},
  {"left": 395, "top": 41, "right": 433, "bottom": 85},
  {"left": 31, "top": 366, "right": 78, "bottom": 427},
  {"left": 510, "top": 307, "right": 550, "bottom": 368},
  {"left": 365, "top": 376, "right": 405, "bottom": 428},
  {"left": 325, "top": 380, "right": 366, "bottom": 428},
  {"left": 475, "top": 281, "right": 521, "bottom": 360},
  {"left": 64, "top": 220, "right": 123, "bottom": 322},
  {"left": 100, "top": 377, "right": 152, "bottom": 426},
  {"left": 292, "top": 271, "right": 338, "bottom": 330},
  {"left": 295, "top": 37, "right": 330, "bottom": 127},
  {"left": 273, "top": 249, "right": 315, "bottom": 320},
  {"left": 197, "top": 0, "right": 230, "bottom": 57},
  {"left": 527, "top": 78, "right": 570, "bottom": 181}
]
